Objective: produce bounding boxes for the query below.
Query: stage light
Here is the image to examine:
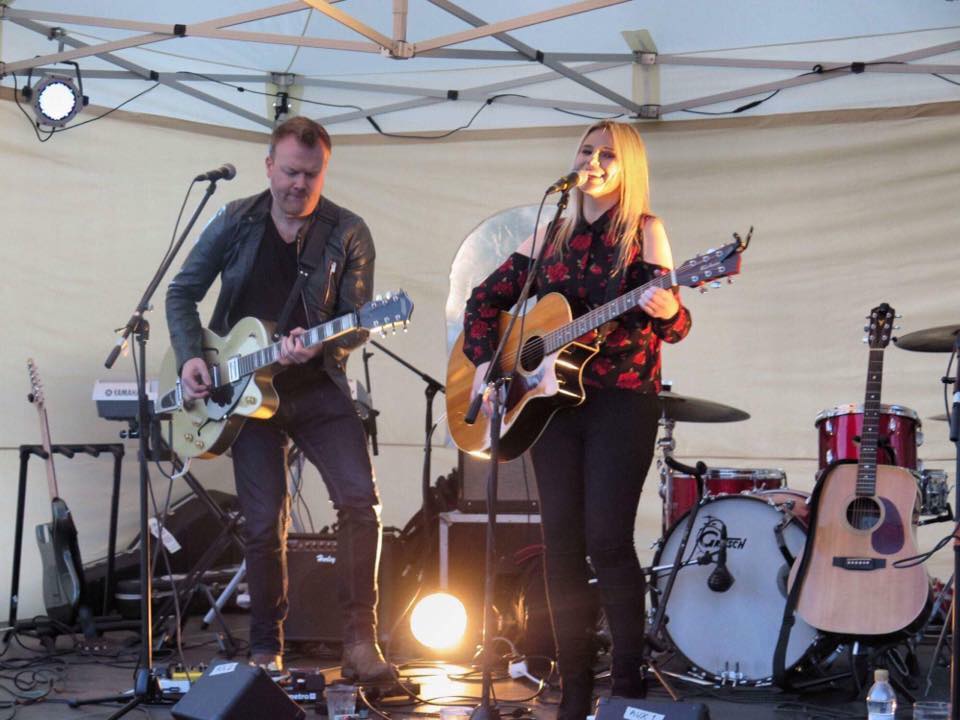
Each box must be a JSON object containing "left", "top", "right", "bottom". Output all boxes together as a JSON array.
[
  {"left": 32, "top": 74, "right": 84, "bottom": 127},
  {"left": 410, "top": 592, "right": 467, "bottom": 650}
]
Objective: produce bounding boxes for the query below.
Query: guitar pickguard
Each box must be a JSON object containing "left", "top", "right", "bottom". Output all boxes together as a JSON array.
[{"left": 873, "top": 497, "right": 905, "bottom": 555}]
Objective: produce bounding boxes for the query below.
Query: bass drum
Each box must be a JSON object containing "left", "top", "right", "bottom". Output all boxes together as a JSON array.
[{"left": 652, "top": 495, "right": 820, "bottom": 684}]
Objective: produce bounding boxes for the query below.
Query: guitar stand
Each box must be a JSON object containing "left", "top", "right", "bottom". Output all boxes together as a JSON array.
[{"left": 5, "top": 443, "right": 131, "bottom": 642}]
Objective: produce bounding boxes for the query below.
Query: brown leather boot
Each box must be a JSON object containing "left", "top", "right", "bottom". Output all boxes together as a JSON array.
[
  {"left": 341, "top": 641, "right": 397, "bottom": 683},
  {"left": 249, "top": 651, "right": 284, "bottom": 676}
]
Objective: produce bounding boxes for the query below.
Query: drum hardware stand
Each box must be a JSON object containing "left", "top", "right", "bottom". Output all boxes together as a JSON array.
[
  {"left": 923, "top": 573, "right": 954, "bottom": 696},
  {"left": 947, "top": 334, "right": 960, "bottom": 720},
  {"left": 645, "top": 450, "right": 711, "bottom": 701},
  {"left": 90, "top": 173, "right": 224, "bottom": 719}
]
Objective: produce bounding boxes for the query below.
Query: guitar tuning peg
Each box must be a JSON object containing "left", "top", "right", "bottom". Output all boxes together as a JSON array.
[
  {"left": 709, "top": 280, "right": 722, "bottom": 289},
  {"left": 862, "top": 337, "right": 869, "bottom": 343},
  {"left": 894, "top": 325, "right": 901, "bottom": 331},
  {"left": 895, "top": 314, "right": 902, "bottom": 319},
  {"left": 375, "top": 294, "right": 383, "bottom": 302},
  {"left": 699, "top": 286, "right": 708, "bottom": 294},
  {"left": 863, "top": 325, "right": 870, "bottom": 332}
]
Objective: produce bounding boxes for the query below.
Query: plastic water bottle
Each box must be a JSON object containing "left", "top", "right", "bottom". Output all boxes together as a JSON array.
[{"left": 866, "top": 668, "right": 897, "bottom": 719}]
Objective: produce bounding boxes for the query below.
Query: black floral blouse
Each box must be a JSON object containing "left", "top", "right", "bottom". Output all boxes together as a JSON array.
[{"left": 462, "top": 211, "right": 692, "bottom": 394}]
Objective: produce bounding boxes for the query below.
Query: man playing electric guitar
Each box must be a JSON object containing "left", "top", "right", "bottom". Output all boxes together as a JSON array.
[{"left": 165, "top": 117, "right": 393, "bottom": 680}]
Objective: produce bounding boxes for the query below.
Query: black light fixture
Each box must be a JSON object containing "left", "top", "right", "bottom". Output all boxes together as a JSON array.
[{"left": 21, "top": 59, "right": 89, "bottom": 128}]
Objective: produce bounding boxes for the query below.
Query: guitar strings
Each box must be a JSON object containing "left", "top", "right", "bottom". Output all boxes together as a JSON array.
[{"left": 493, "top": 272, "right": 673, "bottom": 372}]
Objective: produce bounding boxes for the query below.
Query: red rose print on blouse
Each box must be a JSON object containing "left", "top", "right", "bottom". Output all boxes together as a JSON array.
[
  {"left": 570, "top": 234, "right": 591, "bottom": 252},
  {"left": 545, "top": 262, "right": 570, "bottom": 283},
  {"left": 616, "top": 370, "right": 642, "bottom": 390}
]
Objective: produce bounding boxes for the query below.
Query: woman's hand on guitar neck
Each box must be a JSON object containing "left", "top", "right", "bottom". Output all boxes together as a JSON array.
[
  {"left": 639, "top": 286, "right": 679, "bottom": 320},
  {"left": 181, "top": 357, "right": 212, "bottom": 400}
]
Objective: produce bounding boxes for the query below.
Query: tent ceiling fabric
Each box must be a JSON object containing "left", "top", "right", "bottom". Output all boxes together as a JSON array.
[{"left": 1, "top": 1, "right": 959, "bottom": 134}]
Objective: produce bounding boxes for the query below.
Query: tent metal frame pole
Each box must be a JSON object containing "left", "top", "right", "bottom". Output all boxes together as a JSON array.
[
  {"left": 660, "top": 38, "right": 960, "bottom": 115},
  {"left": 7, "top": 16, "right": 273, "bottom": 127},
  {"left": 427, "top": 0, "right": 640, "bottom": 113}
]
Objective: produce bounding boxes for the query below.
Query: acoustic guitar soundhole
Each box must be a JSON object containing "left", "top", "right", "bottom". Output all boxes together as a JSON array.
[
  {"left": 519, "top": 336, "right": 545, "bottom": 372},
  {"left": 846, "top": 497, "right": 882, "bottom": 530}
]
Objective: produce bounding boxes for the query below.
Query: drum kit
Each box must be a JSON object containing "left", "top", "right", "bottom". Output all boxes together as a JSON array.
[{"left": 645, "top": 323, "right": 960, "bottom": 688}]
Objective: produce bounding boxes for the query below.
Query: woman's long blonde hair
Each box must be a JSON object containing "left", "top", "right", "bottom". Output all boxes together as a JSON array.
[{"left": 550, "top": 120, "right": 651, "bottom": 274}]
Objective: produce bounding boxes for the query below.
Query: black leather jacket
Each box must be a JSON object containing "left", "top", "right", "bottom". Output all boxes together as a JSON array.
[{"left": 165, "top": 189, "right": 375, "bottom": 398}]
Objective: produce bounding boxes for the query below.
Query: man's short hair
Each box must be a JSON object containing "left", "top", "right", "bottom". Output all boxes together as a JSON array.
[{"left": 269, "top": 116, "right": 332, "bottom": 158}]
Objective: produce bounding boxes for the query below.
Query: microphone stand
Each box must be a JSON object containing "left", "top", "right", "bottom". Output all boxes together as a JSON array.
[
  {"left": 465, "top": 188, "right": 572, "bottom": 720},
  {"left": 364, "top": 340, "right": 445, "bottom": 554},
  {"left": 91, "top": 178, "right": 222, "bottom": 719},
  {"left": 949, "top": 334, "right": 959, "bottom": 720}
]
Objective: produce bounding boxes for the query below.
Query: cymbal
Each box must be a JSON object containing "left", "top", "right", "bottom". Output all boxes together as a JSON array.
[
  {"left": 658, "top": 391, "right": 750, "bottom": 423},
  {"left": 894, "top": 325, "right": 960, "bottom": 353}
]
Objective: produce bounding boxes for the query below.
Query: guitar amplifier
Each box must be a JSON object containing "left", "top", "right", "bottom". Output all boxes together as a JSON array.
[
  {"left": 283, "top": 531, "right": 402, "bottom": 644},
  {"left": 458, "top": 451, "right": 539, "bottom": 513}
]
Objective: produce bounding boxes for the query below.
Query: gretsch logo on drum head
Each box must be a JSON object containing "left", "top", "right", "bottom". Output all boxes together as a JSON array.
[{"left": 697, "top": 517, "right": 746, "bottom": 551}]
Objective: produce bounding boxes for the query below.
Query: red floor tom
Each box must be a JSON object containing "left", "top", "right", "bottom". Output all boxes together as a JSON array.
[
  {"left": 815, "top": 403, "right": 921, "bottom": 470},
  {"left": 662, "top": 467, "right": 786, "bottom": 531}
]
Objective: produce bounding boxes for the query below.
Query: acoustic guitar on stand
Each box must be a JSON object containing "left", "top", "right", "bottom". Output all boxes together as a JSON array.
[
  {"left": 446, "top": 232, "right": 750, "bottom": 460},
  {"left": 157, "top": 291, "right": 413, "bottom": 460},
  {"left": 28, "top": 359, "right": 85, "bottom": 627},
  {"left": 790, "top": 303, "right": 928, "bottom": 636}
]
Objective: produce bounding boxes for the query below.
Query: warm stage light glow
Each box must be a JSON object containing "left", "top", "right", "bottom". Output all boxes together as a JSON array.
[{"left": 410, "top": 592, "right": 468, "bottom": 649}]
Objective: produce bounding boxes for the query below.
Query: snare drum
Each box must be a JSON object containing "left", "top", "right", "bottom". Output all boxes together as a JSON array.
[
  {"left": 662, "top": 467, "right": 786, "bottom": 531},
  {"left": 652, "top": 494, "right": 820, "bottom": 684},
  {"left": 815, "top": 403, "right": 922, "bottom": 470}
]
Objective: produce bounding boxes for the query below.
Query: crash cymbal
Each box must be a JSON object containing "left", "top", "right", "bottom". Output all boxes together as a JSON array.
[
  {"left": 658, "top": 391, "right": 750, "bottom": 423},
  {"left": 894, "top": 325, "right": 960, "bottom": 353}
]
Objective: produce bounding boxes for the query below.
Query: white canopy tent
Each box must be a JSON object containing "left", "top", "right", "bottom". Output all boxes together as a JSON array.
[{"left": 1, "top": 1, "right": 959, "bottom": 135}]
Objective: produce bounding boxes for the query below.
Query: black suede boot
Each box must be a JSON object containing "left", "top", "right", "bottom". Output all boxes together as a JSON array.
[
  {"left": 557, "top": 668, "right": 595, "bottom": 720},
  {"left": 610, "top": 651, "right": 648, "bottom": 698}
]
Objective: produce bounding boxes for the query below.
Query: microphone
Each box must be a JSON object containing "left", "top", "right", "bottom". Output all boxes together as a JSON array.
[
  {"left": 707, "top": 525, "right": 735, "bottom": 593},
  {"left": 194, "top": 163, "right": 237, "bottom": 182},
  {"left": 545, "top": 170, "right": 588, "bottom": 195}
]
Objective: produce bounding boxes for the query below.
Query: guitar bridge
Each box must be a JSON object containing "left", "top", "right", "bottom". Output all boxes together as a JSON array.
[{"left": 832, "top": 556, "right": 886, "bottom": 571}]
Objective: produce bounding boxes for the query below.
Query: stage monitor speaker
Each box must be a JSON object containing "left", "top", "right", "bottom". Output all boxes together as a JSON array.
[
  {"left": 171, "top": 661, "right": 305, "bottom": 720},
  {"left": 458, "top": 450, "right": 539, "bottom": 513},
  {"left": 595, "top": 696, "right": 710, "bottom": 720},
  {"left": 283, "top": 531, "right": 402, "bottom": 644}
]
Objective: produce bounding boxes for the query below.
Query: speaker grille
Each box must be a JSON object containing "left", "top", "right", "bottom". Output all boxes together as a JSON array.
[{"left": 458, "top": 451, "right": 539, "bottom": 513}]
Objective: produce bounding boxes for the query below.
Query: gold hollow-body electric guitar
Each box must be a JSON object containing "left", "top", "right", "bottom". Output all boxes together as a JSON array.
[
  {"left": 790, "top": 303, "right": 928, "bottom": 636},
  {"left": 446, "top": 234, "right": 750, "bottom": 460},
  {"left": 158, "top": 291, "right": 413, "bottom": 460},
  {"left": 28, "top": 359, "right": 86, "bottom": 627}
]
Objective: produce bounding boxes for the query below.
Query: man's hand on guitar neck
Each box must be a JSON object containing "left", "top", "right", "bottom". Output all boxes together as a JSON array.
[
  {"left": 181, "top": 357, "right": 212, "bottom": 400},
  {"left": 279, "top": 326, "right": 323, "bottom": 366}
]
